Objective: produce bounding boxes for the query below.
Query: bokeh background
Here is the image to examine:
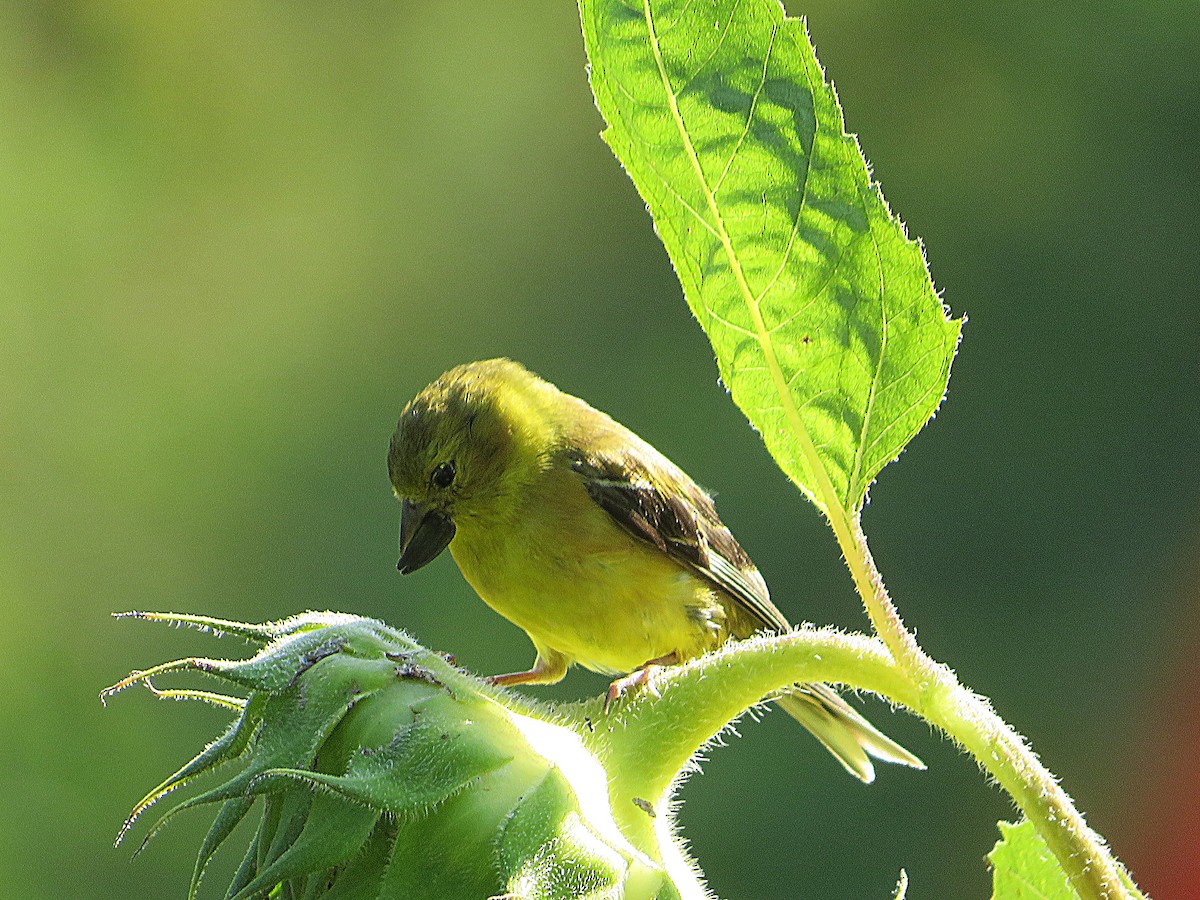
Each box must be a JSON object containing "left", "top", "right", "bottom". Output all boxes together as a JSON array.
[{"left": 3, "top": 1, "right": 1197, "bottom": 897}]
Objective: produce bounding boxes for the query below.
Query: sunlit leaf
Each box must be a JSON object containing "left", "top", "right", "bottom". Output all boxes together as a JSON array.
[{"left": 580, "top": 0, "right": 961, "bottom": 513}]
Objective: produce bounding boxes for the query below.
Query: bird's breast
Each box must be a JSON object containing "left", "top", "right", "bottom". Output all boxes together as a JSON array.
[{"left": 449, "top": 492, "right": 727, "bottom": 675}]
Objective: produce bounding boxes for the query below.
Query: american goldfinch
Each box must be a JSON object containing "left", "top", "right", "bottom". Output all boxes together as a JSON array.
[{"left": 388, "top": 359, "right": 923, "bottom": 782}]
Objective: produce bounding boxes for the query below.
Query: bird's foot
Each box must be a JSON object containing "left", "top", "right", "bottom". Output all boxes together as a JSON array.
[
  {"left": 487, "top": 654, "right": 569, "bottom": 688},
  {"left": 604, "top": 653, "right": 679, "bottom": 712},
  {"left": 485, "top": 648, "right": 570, "bottom": 688},
  {"left": 488, "top": 670, "right": 549, "bottom": 688}
]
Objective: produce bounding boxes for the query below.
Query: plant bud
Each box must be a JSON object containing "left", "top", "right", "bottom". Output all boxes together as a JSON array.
[{"left": 105, "top": 612, "right": 700, "bottom": 899}]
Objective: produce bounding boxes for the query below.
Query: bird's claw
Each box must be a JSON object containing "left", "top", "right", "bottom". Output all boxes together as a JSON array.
[{"left": 605, "top": 665, "right": 664, "bottom": 712}]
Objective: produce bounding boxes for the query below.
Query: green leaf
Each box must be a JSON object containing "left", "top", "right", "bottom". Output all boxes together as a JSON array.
[
  {"left": 580, "top": 0, "right": 961, "bottom": 513},
  {"left": 988, "top": 820, "right": 1147, "bottom": 900}
]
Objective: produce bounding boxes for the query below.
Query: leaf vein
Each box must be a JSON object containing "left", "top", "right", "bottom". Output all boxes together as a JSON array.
[
  {"left": 712, "top": 14, "right": 773, "bottom": 198},
  {"left": 752, "top": 30, "right": 822, "bottom": 310},
  {"left": 674, "top": 0, "right": 742, "bottom": 90}
]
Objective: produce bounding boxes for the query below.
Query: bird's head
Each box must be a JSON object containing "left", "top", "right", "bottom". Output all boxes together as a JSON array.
[{"left": 388, "top": 359, "right": 555, "bottom": 574}]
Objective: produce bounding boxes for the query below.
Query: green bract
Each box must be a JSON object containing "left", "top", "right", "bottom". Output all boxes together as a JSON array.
[{"left": 580, "top": 0, "right": 961, "bottom": 514}]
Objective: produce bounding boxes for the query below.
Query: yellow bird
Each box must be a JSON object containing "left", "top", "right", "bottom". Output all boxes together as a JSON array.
[{"left": 387, "top": 358, "right": 923, "bottom": 782}]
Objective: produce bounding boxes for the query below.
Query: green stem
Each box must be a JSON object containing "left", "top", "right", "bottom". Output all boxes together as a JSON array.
[
  {"left": 838, "top": 518, "right": 1128, "bottom": 900},
  {"left": 590, "top": 629, "right": 919, "bottom": 808},
  {"left": 589, "top": 623, "right": 1128, "bottom": 900},
  {"left": 917, "top": 671, "right": 1127, "bottom": 899},
  {"left": 749, "top": 280, "right": 1126, "bottom": 899}
]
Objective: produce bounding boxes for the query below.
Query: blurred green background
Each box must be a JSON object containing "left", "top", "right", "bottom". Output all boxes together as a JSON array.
[{"left": 3, "top": 1, "right": 1197, "bottom": 897}]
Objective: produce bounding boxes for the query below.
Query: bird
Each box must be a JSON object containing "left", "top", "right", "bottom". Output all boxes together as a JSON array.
[{"left": 387, "top": 358, "right": 923, "bottom": 782}]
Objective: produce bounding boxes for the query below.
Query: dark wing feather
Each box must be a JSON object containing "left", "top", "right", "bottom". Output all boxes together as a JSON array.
[{"left": 566, "top": 444, "right": 791, "bottom": 635}]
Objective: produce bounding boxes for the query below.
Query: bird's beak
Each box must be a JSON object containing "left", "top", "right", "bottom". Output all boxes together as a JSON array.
[{"left": 397, "top": 499, "right": 456, "bottom": 574}]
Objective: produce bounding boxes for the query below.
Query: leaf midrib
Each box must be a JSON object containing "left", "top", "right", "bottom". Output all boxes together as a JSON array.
[{"left": 639, "top": 0, "right": 853, "bottom": 516}]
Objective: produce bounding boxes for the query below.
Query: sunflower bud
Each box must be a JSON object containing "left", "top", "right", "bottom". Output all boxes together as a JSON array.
[{"left": 104, "top": 612, "right": 702, "bottom": 899}]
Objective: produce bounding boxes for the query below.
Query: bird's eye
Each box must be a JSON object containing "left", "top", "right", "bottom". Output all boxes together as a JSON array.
[{"left": 431, "top": 461, "right": 456, "bottom": 489}]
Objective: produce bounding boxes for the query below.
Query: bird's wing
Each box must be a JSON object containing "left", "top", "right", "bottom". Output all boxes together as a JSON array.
[{"left": 566, "top": 441, "right": 791, "bottom": 635}]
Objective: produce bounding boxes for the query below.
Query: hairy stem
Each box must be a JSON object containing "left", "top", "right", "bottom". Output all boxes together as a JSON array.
[
  {"left": 590, "top": 628, "right": 921, "bottom": 807},
  {"left": 921, "top": 678, "right": 1126, "bottom": 900},
  {"left": 838, "top": 517, "right": 1128, "bottom": 900},
  {"left": 593, "top": 621, "right": 1128, "bottom": 899}
]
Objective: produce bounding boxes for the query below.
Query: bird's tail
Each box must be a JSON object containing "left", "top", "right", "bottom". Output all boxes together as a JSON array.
[{"left": 775, "top": 683, "right": 924, "bottom": 784}]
